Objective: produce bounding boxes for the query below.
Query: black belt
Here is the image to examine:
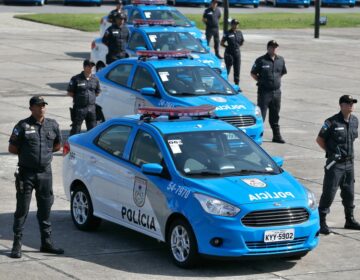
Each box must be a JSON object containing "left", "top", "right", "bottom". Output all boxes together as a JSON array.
[
  {"left": 19, "top": 166, "right": 50, "bottom": 173},
  {"left": 337, "top": 157, "right": 353, "bottom": 163}
]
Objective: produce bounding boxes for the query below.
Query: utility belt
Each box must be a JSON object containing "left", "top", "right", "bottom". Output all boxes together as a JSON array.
[
  {"left": 18, "top": 165, "right": 51, "bottom": 173},
  {"left": 336, "top": 156, "right": 353, "bottom": 163}
]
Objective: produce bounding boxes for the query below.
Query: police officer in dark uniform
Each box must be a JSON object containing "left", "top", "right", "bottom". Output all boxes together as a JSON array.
[
  {"left": 202, "top": 0, "right": 222, "bottom": 59},
  {"left": 251, "top": 40, "right": 287, "bottom": 143},
  {"left": 316, "top": 95, "right": 360, "bottom": 235},
  {"left": 220, "top": 19, "right": 244, "bottom": 85},
  {"left": 67, "top": 59, "right": 101, "bottom": 136},
  {"left": 8, "top": 96, "right": 64, "bottom": 258},
  {"left": 102, "top": 12, "right": 130, "bottom": 65}
]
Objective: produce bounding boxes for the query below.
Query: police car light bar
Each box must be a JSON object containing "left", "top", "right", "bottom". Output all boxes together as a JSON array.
[
  {"left": 137, "top": 50, "right": 191, "bottom": 58},
  {"left": 131, "top": 0, "right": 167, "bottom": 5},
  {"left": 133, "top": 19, "right": 175, "bottom": 26},
  {"left": 138, "top": 105, "right": 216, "bottom": 118}
]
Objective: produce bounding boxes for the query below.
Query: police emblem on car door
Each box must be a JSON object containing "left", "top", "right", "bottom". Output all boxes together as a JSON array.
[{"left": 133, "top": 176, "right": 147, "bottom": 207}]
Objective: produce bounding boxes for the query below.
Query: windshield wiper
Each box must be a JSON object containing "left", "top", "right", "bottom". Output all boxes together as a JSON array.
[
  {"left": 185, "top": 170, "right": 222, "bottom": 176},
  {"left": 207, "top": 91, "right": 236, "bottom": 96},
  {"left": 223, "top": 169, "right": 278, "bottom": 175}
]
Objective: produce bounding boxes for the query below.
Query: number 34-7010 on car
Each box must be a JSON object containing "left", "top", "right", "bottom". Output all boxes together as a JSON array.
[{"left": 62, "top": 106, "right": 319, "bottom": 268}]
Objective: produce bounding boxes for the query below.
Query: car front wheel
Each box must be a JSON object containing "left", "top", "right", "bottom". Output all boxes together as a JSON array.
[
  {"left": 71, "top": 187, "right": 101, "bottom": 231},
  {"left": 167, "top": 219, "right": 198, "bottom": 268}
]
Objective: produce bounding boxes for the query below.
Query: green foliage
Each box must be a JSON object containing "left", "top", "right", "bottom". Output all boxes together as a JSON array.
[{"left": 14, "top": 13, "right": 360, "bottom": 32}]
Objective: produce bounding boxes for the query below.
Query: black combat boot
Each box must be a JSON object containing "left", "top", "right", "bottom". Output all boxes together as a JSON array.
[
  {"left": 10, "top": 234, "right": 22, "bottom": 258},
  {"left": 40, "top": 237, "right": 64, "bottom": 255},
  {"left": 344, "top": 209, "right": 360, "bottom": 230},
  {"left": 272, "top": 126, "right": 286, "bottom": 144},
  {"left": 319, "top": 213, "right": 332, "bottom": 235}
]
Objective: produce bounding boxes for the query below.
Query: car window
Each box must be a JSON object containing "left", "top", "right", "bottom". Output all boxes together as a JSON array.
[
  {"left": 149, "top": 32, "right": 205, "bottom": 53},
  {"left": 129, "top": 10, "right": 142, "bottom": 23},
  {"left": 131, "top": 66, "right": 156, "bottom": 91},
  {"left": 95, "top": 125, "right": 132, "bottom": 158},
  {"left": 130, "top": 130, "right": 163, "bottom": 166},
  {"left": 128, "top": 32, "right": 147, "bottom": 51},
  {"left": 145, "top": 10, "right": 190, "bottom": 26},
  {"left": 106, "top": 64, "right": 133, "bottom": 86}
]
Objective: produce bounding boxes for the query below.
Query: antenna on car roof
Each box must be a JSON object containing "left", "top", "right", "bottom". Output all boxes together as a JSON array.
[{"left": 138, "top": 105, "right": 216, "bottom": 122}]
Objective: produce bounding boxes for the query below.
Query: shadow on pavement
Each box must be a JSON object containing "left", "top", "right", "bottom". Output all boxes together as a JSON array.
[
  {"left": 65, "top": 52, "right": 89, "bottom": 60},
  {"left": 0, "top": 210, "right": 299, "bottom": 276},
  {"left": 46, "top": 83, "right": 69, "bottom": 91}
]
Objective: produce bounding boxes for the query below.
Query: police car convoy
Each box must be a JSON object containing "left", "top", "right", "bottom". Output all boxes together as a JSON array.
[
  {"left": 95, "top": 50, "right": 264, "bottom": 144},
  {"left": 63, "top": 106, "right": 319, "bottom": 267}
]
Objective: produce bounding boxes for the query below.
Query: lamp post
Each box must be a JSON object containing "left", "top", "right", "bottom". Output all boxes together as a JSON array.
[
  {"left": 314, "top": 0, "right": 320, "bottom": 38},
  {"left": 223, "top": 0, "right": 229, "bottom": 34}
]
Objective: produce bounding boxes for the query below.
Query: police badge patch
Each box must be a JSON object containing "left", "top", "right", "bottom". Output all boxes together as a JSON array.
[
  {"left": 242, "top": 178, "right": 267, "bottom": 188},
  {"left": 133, "top": 177, "right": 147, "bottom": 207}
]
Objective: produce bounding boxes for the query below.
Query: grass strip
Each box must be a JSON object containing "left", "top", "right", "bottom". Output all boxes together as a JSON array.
[{"left": 14, "top": 13, "right": 360, "bottom": 32}]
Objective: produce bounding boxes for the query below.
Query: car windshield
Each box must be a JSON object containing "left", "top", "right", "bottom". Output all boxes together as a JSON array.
[
  {"left": 142, "top": 10, "right": 191, "bottom": 26},
  {"left": 157, "top": 66, "right": 236, "bottom": 96},
  {"left": 165, "top": 130, "right": 282, "bottom": 177},
  {"left": 147, "top": 32, "right": 206, "bottom": 53}
]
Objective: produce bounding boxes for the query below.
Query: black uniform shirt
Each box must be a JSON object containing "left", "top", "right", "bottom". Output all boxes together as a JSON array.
[
  {"left": 223, "top": 29, "right": 244, "bottom": 54},
  {"left": 102, "top": 24, "right": 130, "bottom": 56},
  {"left": 67, "top": 72, "right": 101, "bottom": 108},
  {"left": 203, "top": 7, "right": 221, "bottom": 29},
  {"left": 9, "top": 116, "right": 61, "bottom": 170},
  {"left": 318, "top": 112, "right": 358, "bottom": 159},
  {"left": 251, "top": 53, "right": 287, "bottom": 92}
]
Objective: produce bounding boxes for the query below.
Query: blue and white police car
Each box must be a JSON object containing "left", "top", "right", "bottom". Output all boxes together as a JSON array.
[
  {"left": 321, "top": 0, "right": 355, "bottom": 7},
  {"left": 3, "top": 0, "right": 46, "bottom": 5},
  {"left": 99, "top": 0, "right": 204, "bottom": 41},
  {"left": 64, "top": 0, "right": 102, "bottom": 6},
  {"left": 63, "top": 106, "right": 319, "bottom": 268},
  {"left": 92, "top": 20, "right": 225, "bottom": 77},
  {"left": 265, "top": 0, "right": 310, "bottom": 7},
  {"left": 95, "top": 50, "right": 263, "bottom": 144},
  {"left": 229, "top": 0, "right": 259, "bottom": 8}
]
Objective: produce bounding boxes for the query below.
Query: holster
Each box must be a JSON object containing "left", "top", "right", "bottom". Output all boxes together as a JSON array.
[{"left": 14, "top": 168, "right": 23, "bottom": 193}]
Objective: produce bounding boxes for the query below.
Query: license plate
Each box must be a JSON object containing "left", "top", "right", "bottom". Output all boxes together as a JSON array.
[{"left": 264, "top": 229, "right": 294, "bottom": 243}]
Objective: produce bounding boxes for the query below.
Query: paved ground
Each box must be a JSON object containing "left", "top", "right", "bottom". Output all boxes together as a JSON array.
[{"left": 0, "top": 13, "right": 360, "bottom": 280}]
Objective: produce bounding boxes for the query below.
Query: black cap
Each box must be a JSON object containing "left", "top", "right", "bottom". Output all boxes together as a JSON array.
[
  {"left": 267, "top": 40, "right": 279, "bottom": 48},
  {"left": 211, "top": 0, "right": 221, "bottom": 3},
  {"left": 231, "top": 19, "right": 239, "bottom": 25},
  {"left": 114, "top": 12, "right": 126, "bottom": 20},
  {"left": 29, "top": 96, "right": 48, "bottom": 106},
  {"left": 83, "top": 59, "right": 95, "bottom": 67},
  {"left": 115, "top": 0, "right": 123, "bottom": 4},
  {"left": 339, "top": 95, "right": 358, "bottom": 104}
]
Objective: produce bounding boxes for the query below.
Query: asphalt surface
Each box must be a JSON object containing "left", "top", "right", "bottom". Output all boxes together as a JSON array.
[{"left": 0, "top": 11, "right": 360, "bottom": 280}]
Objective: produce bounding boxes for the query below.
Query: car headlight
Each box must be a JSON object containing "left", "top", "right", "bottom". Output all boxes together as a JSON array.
[
  {"left": 194, "top": 193, "right": 240, "bottom": 217},
  {"left": 255, "top": 106, "right": 262, "bottom": 118},
  {"left": 307, "top": 189, "right": 317, "bottom": 210}
]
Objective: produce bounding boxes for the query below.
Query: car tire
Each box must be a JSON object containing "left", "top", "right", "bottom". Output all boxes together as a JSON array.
[
  {"left": 304, "top": 4, "right": 309, "bottom": 7},
  {"left": 71, "top": 186, "right": 101, "bottom": 231},
  {"left": 167, "top": 219, "right": 198, "bottom": 268},
  {"left": 254, "top": 4, "right": 258, "bottom": 8}
]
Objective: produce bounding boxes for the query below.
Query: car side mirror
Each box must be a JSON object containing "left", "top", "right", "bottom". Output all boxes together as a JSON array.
[
  {"left": 232, "top": 84, "right": 241, "bottom": 92},
  {"left": 136, "top": 46, "right": 147, "bottom": 51},
  {"left": 272, "top": 156, "right": 284, "bottom": 167},
  {"left": 142, "top": 163, "right": 163, "bottom": 175},
  {"left": 140, "top": 87, "right": 156, "bottom": 96}
]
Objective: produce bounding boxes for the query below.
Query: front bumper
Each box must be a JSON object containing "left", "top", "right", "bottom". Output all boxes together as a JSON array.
[{"left": 190, "top": 201, "right": 319, "bottom": 257}]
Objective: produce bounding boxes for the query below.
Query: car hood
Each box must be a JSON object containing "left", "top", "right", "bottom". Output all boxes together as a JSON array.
[
  {"left": 170, "top": 94, "right": 255, "bottom": 117},
  {"left": 190, "top": 53, "right": 222, "bottom": 69},
  {"left": 183, "top": 171, "right": 307, "bottom": 206}
]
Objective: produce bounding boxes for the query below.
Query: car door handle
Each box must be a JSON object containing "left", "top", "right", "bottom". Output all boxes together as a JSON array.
[{"left": 89, "top": 156, "right": 97, "bottom": 163}]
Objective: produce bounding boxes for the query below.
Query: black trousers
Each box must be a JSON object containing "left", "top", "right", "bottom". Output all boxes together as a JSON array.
[
  {"left": 70, "top": 105, "right": 96, "bottom": 136},
  {"left": 319, "top": 161, "right": 355, "bottom": 215},
  {"left": 13, "top": 167, "right": 54, "bottom": 238},
  {"left": 205, "top": 27, "right": 220, "bottom": 54},
  {"left": 106, "top": 52, "right": 128, "bottom": 65},
  {"left": 257, "top": 90, "right": 281, "bottom": 129},
  {"left": 224, "top": 52, "right": 241, "bottom": 85}
]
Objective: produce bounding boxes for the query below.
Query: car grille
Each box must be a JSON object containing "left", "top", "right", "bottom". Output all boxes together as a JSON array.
[
  {"left": 246, "top": 237, "right": 308, "bottom": 250},
  {"left": 241, "top": 208, "right": 310, "bottom": 227},
  {"left": 218, "top": 116, "right": 256, "bottom": 128}
]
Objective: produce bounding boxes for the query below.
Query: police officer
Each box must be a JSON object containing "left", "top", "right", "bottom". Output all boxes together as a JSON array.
[
  {"left": 220, "top": 19, "right": 244, "bottom": 85},
  {"left": 316, "top": 95, "right": 360, "bottom": 235},
  {"left": 102, "top": 12, "right": 130, "bottom": 65},
  {"left": 108, "top": 0, "right": 127, "bottom": 24},
  {"left": 251, "top": 40, "right": 287, "bottom": 143},
  {"left": 67, "top": 59, "right": 101, "bottom": 136},
  {"left": 8, "top": 96, "right": 64, "bottom": 259},
  {"left": 202, "top": 0, "right": 222, "bottom": 59}
]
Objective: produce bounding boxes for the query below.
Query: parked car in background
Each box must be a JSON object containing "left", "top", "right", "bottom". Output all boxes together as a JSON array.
[
  {"left": 64, "top": 0, "right": 102, "bottom": 6},
  {"left": 229, "top": 0, "right": 259, "bottom": 8},
  {"left": 4, "top": 0, "right": 47, "bottom": 5},
  {"left": 265, "top": 0, "right": 310, "bottom": 7}
]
